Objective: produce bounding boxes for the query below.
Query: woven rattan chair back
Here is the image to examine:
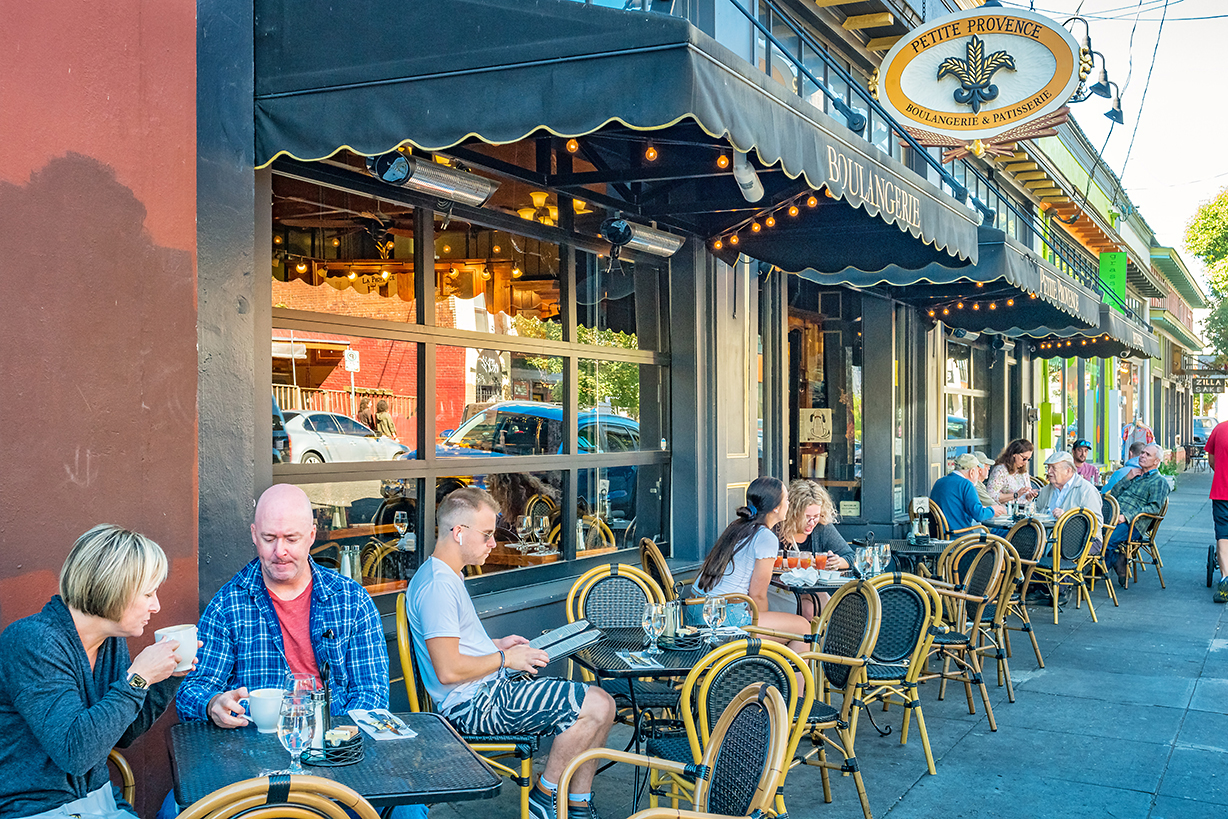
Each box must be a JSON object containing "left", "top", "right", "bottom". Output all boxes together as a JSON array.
[
  {"left": 927, "top": 502, "right": 952, "bottom": 539},
  {"left": 693, "top": 684, "right": 790, "bottom": 817},
  {"left": 178, "top": 774, "right": 380, "bottom": 819},
  {"left": 1055, "top": 509, "right": 1095, "bottom": 562},
  {"left": 814, "top": 580, "right": 882, "bottom": 692},
  {"left": 1006, "top": 518, "right": 1046, "bottom": 564},
  {"left": 639, "top": 538, "right": 677, "bottom": 601},
  {"left": 937, "top": 534, "right": 1008, "bottom": 625},
  {"left": 702, "top": 653, "right": 792, "bottom": 731},
  {"left": 1102, "top": 493, "right": 1119, "bottom": 530},
  {"left": 566, "top": 563, "right": 665, "bottom": 628},
  {"left": 866, "top": 573, "right": 936, "bottom": 667},
  {"left": 395, "top": 592, "right": 434, "bottom": 712}
]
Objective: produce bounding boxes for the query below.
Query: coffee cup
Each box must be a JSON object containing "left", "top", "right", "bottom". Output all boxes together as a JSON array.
[
  {"left": 247, "top": 688, "right": 283, "bottom": 733},
  {"left": 154, "top": 624, "right": 198, "bottom": 672}
]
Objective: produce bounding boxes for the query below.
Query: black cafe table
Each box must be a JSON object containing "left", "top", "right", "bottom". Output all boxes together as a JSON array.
[
  {"left": 771, "top": 572, "right": 855, "bottom": 616},
  {"left": 170, "top": 712, "right": 501, "bottom": 810}
]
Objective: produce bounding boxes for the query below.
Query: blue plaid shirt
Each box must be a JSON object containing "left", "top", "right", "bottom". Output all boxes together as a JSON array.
[{"left": 176, "top": 559, "right": 388, "bottom": 721}]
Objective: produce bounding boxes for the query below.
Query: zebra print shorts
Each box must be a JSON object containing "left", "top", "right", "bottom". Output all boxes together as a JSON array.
[{"left": 442, "top": 676, "right": 588, "bottom": 737}]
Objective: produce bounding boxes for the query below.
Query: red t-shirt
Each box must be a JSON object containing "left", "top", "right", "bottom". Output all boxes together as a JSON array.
[
  {"left": 1209, "top": 423, "right": 1228, "bottom": 501},
  {"left": 268, "top": 578, "right": 321, "bottom": 679}
]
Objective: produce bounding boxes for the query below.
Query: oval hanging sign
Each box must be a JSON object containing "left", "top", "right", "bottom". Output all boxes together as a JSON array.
[{"left": 878, "top": 6, "right": 1080, "bottom": 143}]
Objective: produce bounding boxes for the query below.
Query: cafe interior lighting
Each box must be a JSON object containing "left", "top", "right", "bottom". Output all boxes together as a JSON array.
[
  {"left": 295, "top": 261, "right": 309, "bottom": 274},
  {"left": 365, "top": 152, "right": 500, "bottom": 207}
]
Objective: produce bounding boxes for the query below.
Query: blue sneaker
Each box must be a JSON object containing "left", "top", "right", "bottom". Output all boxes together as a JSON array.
[
  {"left": 528, "top": 785, "right": 556, "bottom": 819},
  {"left": 1215, "top": 578, "right": 1228, "bottom": 604}
]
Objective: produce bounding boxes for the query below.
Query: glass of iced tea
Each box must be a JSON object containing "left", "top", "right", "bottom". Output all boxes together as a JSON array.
[{"left": 814, "top": 553, "right": 828, "bottom": 570}]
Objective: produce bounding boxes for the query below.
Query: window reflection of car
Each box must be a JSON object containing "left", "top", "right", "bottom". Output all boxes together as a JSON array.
[
  {"left": 282, "top": 410, "right": 409, "bottom": 463},
  {"left": 406, "top": 401, "right": 641, "bottom": 519},
  {"left": 273, "top": 394, "right": 291, "bottom": 464}
]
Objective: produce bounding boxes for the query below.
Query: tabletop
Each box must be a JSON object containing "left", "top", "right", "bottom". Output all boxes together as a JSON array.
[
  {"left": 170, "top": 712, "right": 501, "bottom": 809},
  {"left": 987, "top": 514, "right": 1057, "bottom": 530},
  {"left": 571, "top": 627, "right": 711, "bottom": 679}
]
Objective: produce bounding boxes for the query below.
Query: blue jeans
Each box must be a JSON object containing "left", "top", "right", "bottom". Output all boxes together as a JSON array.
[
  {"left": 683, "top": 600, "right": 753, "bottom": 628},
  {"left": 1105, "top": 522, "right": 1130, "bottom": 569}
]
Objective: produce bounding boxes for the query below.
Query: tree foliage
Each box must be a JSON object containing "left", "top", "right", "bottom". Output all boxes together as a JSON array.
[
  {"left": 1185, "top": 186, "right": 1228, "bottom": 363},
  {"left": 512, "top": 315, "right": 642, "bottom": 418}
]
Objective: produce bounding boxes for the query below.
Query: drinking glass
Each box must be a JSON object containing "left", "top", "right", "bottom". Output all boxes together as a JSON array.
[
  {"left": 641, "top": 603, "right": 666, "bottom": 655},
  {"left": 786, "top": 548, "right": 801, "bottom": 569},
  {"left": 515, "top": 515, "right": 534, "bottom": 551},
  {"left": 285, "top": 672, "right": 317, "bottom": 704},
  {"left": 702, "top": 596, "right": 727, "bottom": 646},
  {"left": 277, "top": 697, "right": 314, "bottom": 774},
  {"left": 533, "top": 516, "right": 551, "bottom": 548},
  {"left": 393, "top": 511, "right": 408, "bottom": 537}
]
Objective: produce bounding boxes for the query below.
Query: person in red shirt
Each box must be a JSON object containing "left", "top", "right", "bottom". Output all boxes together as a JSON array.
[{"left": 1207, "top": 421, "right": 1228, "bottom": 602}]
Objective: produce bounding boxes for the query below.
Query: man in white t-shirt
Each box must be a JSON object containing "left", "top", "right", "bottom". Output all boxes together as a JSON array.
[{"left": 406, "top": 487, "right": 614, "bottom": 819}]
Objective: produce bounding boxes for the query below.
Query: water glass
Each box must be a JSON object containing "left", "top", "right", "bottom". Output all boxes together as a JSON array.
[
  {"left": 393, "top": 511, "right": 408, "bottom": 536},
  {"left": 641, "top": 603, "right": 666, "bottom": 655},
  {"left": 277, "top": 697, "right": 314, "bottom": 774},
  {"left": 702, "top": 596, "right": 727, "bottom": 645},
  {"left": 285, "top": 672, "right": 317, "bottom": 704}
]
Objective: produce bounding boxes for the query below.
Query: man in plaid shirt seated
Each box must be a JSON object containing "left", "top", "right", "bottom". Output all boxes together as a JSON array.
[
  {"left": 1105, "top": 444, "right": 1170, "bottom": 588},
  {"left": 176, "top": 483, "right": 388, "bottom": 726}
]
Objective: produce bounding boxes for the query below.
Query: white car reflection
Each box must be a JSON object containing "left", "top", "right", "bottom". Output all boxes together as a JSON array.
[{"left": 282, "top": 410, "right": 408, "bottom": 463}]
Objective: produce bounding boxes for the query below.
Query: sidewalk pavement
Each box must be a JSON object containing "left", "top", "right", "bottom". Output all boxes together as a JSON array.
[{"left": 433, "top": 468, "right": 1225, "bottom": 819}]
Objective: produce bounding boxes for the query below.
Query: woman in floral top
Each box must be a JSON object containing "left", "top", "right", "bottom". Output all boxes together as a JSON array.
[{"left": 987, "top": 439, "right": 1039, "bottom": 504}]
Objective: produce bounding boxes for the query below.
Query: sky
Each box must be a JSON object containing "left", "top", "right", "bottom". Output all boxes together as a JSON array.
[{"left": 1001, "top": 0, "right": 1228, "bottom": 287}]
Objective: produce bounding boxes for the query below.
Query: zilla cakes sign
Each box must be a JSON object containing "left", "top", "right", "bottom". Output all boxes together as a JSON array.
[{"left": 876, "top": 4, "right": 1081, "bottom": 161}]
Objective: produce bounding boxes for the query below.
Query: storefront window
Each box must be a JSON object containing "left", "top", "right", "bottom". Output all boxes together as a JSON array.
[
  {"left": 269, "top": 155, "right": 670, "bottom": 593},
  {"left": 893, "top": 305, "right": 907, "bottom": 516},
  {"left": 944, "top": 340, "right": 989, "bottom": 469},
  {"left": 788, "top": 283, "right": 862, "bottom": 516}
]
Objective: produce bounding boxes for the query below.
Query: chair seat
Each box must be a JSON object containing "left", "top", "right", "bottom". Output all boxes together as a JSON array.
[
  {"left": 645, "top": 733, "right": 693, "bottom": 762},
  {"left": 932, "top": 630, "right": 970, "bottom": 646},
  {"left": 463, "top": 732, "right": 541, "bottom": 751},
  {"left": 807, "top": 700, "right": 841, "bottom": 724},
  {"left": 1037, "top": 556, "right": 1079, "bottom": 571},
  {"left": 599, "top": 678, "right": 681, "bottom": 709},
  {"left": 865, "top": 662, "right": 910, "bottom": 682}
]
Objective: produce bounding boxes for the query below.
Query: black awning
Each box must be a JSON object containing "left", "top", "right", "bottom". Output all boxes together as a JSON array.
[
  {"left": 254, "top": 0, "right": 979, "bottom": 265},
  {"left": 1023, "top": 304, "right": 1161, "bottom": 360},
  {"left": 782, "top": 226, "right": 1100, "bottom": 332}
]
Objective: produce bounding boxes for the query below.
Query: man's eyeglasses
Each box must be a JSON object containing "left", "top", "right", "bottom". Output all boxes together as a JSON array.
[{"left": 456, "top": 524, "right": 496, "bottom": 543}]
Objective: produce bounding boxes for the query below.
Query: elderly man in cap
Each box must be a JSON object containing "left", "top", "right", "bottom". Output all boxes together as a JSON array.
[
  {"left": 1105, "top": 443, "right": 1170, "bottom": 587},
  {"left": 971, "top": 452, "right": 997, "bottom": 507},
  {"left": 1071, "top": 439, "right": 1100, "bottom": 486},
  {"left": 930, "top": 453, "right": 1006, "bottom": 533},
  {"left": 1036, "top": 451, "right": 1103, "bottom": 533}
]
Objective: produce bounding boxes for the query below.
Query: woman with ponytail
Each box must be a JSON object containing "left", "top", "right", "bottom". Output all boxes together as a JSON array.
[{"left": 693, "top": 477, "right": 811, "bottom": 645}]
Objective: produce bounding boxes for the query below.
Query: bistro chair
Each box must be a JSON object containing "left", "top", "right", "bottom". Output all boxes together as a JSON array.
[
  {"left": 559, "top": 683, "right": 791, "bottom": 819},
  {"left": 1030, "top": 474, "right": 1047, "bottom": 490},
  {"left": 177, "top": 775, "right": 378, "bottom": 819},
  {"left": 640, "top": 538, "right": 682, "bottom": 600},
  {"left": 978, "top": 539, "right": 1023, "bottom": 702},
  {"left": 565, "top": 564, "right": 680, "bottom": 714},
  {"left": 644, "top": 638, "right": 812, "bottom": 814},
  {"left": 925, "top": 533, "right": 1008, "bottom": 732},
  {"left": 1121, "top": 498, "right": 1168, "bottom": 589},
  {"left": 395, "top": 594, "right": 541, "bottom": 819},
  {"left": 107, "top": 749, "right": 135, "bottom": 807},
  {"left": 549, "top": 515, "right": 617, "bottom": 552},
  {"left": 852, "top": 572, "right": 944, "bottom": 776},
  {"left": 1033, "top": 508, "right": 1099, "bottom": 624},
  {"left": 927, "top": 501, "right": 989, "bottom": 540},
  {"left": 1002, "top": 518, "right": 1048, "bottom": 668},
  {"left": 1086, "top": 496, "right": 1121, "bottom": 606}
]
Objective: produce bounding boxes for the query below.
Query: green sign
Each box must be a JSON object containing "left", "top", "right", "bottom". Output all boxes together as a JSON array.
[{"left": 1100, "top": 252, "right": 1127, "bottom": 314}]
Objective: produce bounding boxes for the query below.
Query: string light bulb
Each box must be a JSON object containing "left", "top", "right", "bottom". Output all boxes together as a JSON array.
[
  {"left": 644, "top": 142, "right": 658, "bottom": 162},
  {"left": 765, "top": 216, "right": 776, "bottom": 228},
  {"left": 806, "top": 195, "right": 818, "bottom": 208},
  {"left": 566, "top": 138, "right": 579, "bottom": 153},
  {"left": 928, "top": 309, "right": 936, "bottom": 317},
  {"left": 332, "top": 238, "right": 340, "bottom": 247},
  {"left": 716, "top": 153, "right": 730, "bottom": 169},
  {"left": 942, "top": 307, "right": 950, "bottom": 316},
  {"left": 751, "top": 222, "right": 761, "bottom": 233},
  {"left": 729, "top": 234, "right": 739, "bottom": 245},
  {"left": 1006, "top": 298, "right": 1014, "bottom": 306},
  {"left": 972, "top": 303, "right": 980, "bottom": 310},
  {"left": 788, "top": 205, "right": 800, "bottom": 217},
  {"left": 956, "top": 302, "right": 964, "bottom": 309},
  {"left": 713, "top": 239, "right": 723, "bottom": 250},
  {"left": 989, "top": 302, "right": 997, "bottom": 310}
]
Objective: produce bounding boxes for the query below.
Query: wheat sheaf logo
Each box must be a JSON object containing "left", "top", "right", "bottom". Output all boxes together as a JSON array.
[{"left": 936, "top": 35, "right": 1016, "bottom": 114}]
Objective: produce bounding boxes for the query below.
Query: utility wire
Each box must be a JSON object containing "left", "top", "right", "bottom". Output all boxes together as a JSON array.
[
  {"left": 1119, "top": 0, "right": 1170, "bottom": 182},
  {"left": 1120, "top": 0, "right": 1147, "bottom": 93}
]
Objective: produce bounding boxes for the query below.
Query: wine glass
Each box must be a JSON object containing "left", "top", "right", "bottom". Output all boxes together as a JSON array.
[
  {"left": 285, "top": 672, "right": 317, "bottom": 704},
  {"left": 642, "top": 603, "right": 666, "bottom": 655},
  {"left": 515, "top": 515, "right": 533, "bottom": 552},
  {"left": 393, "top": 511, "right": 408, "bottom": 537},
  {"left": 277, "top": 697, "right": 314, "bottom": 774},
  {"left": 533, "top": 516, "right": 550, "bottom": 549},
  {"left": 702, "top": 596, "right": 727, "bottom": 646}
]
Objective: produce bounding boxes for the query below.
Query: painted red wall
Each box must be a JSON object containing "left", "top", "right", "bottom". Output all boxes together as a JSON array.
[{"left": 0, "top": 2, "right": 197, "bottom": 815}]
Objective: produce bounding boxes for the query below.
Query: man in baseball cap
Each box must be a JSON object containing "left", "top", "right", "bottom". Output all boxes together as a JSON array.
[
  {"left": 1071, "top": 439, "right": 1100, "bottom": 486},
  {"left": 970, "top": 452, "right": 996, "bottom": 507},
  {"left": 929, "top": 453, "right": 1006, "bottom": 533}
]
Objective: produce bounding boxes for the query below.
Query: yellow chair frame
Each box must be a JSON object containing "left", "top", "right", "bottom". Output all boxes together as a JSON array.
[{"left": 177, "top": 774, "right": 379, "bottom": 819}]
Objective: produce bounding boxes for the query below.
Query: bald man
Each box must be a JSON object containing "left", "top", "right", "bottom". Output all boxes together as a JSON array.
[{"left": 176, "top": 484, "right": 388, "bottom": 725}]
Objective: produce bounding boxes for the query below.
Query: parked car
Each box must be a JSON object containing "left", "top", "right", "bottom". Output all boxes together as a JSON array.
[
  {"left": 282, "top": 410, "right": 409, "bottom": 463},
  {"left": 273, "top": 394, "right": 291, "bottom": 464},
  {"left": 1193, "top": 416, "right": 1217, "bottom": 451},
  {"left": 405, "top": 401, "right": 641, "bottom": 519}
]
